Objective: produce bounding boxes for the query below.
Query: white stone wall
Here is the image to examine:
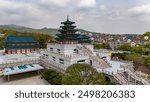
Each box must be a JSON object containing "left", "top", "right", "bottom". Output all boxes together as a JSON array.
[
  {"left": 41, "top": 49, "right": 89, "bottom": 69},
  {"left": 43, "top": 43, "right": 97, "bottom": 70},
  {"left": 47, "top": 44, "right": 80, "bottom": 55}
]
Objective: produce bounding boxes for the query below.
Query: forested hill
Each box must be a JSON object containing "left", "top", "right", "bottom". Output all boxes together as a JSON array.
[
  {"left": 0, "top": 24, "right": 58, "bottom": 36},
  {"left": 0, "top": 24, "right": 92, "bottom": 36}
]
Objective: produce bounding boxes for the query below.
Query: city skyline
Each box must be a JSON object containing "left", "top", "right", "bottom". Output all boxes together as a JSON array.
[{"left": 0, "top": 0, "right": 150, "bottom": 34}]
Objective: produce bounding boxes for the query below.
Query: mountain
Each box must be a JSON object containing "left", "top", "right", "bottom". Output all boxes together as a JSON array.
[{"left": 0, "top": 24, "right": 92, "bottom": 36}]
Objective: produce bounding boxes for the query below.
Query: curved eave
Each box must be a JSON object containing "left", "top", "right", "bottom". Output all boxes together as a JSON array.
[
  {"left": 56, "top": 34, "right": 80, "bottom": 37},
  {"left": 61, "top": 21, "right": 75, "bottom": 24},
  {"left": 58, "top": 29, "right": 78, "bottom": 32},
  {"left": 60, "top": 26, "right": 76, "bottom": 29}
]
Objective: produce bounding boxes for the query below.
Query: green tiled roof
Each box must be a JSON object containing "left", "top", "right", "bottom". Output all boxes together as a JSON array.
[
  {"left": 56, "top": 17, "right": 91, "bottom": 43},
  {"left": 6, "top": 36, "right": 38, "bottom": 43}
]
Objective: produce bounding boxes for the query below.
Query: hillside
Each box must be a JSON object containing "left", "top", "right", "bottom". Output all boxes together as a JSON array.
[{"left": 0, "top": 24, "right": 92, "bottom": 36}]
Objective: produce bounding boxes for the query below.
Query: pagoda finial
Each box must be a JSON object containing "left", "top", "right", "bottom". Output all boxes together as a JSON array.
[{"left": 67, "top": 15, "right": 69, "bottom": 21}]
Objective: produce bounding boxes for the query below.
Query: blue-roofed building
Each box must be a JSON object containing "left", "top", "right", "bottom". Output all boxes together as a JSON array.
[{"left": 4, "top": 36, "right": 39, "bottom": 54}]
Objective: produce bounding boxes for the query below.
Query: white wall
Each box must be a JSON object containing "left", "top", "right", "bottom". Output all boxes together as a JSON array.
[
  {"left": 47, "top": 44, "right": 80, "bottom": 55},
  {"left": 41, "top": 50, "right": 90, "bottom": 69}
]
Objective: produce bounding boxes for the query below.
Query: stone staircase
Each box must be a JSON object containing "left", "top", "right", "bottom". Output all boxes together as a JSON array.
[{"left": 77, "top": 45, "right": 111, "bottom": 69}]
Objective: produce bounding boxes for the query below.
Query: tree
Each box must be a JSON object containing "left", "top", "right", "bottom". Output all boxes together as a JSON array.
[
  {"left": 125, "top": 53, "right": 145, "bottom": 65},
  {"left": 144, "top": 32, "right": 150, "bottom": 37},
  {"left": 117, "top": 44, "right": 132, "bottom": 51},
  {"left": 42, "top": 69, "right": 62, "bottom": 85},
  {"left": 0, "top": 38, "right": 3, "bottom": 49},
  {"left": 145, "top": 57, "right": 150, "bottom": 68},
  {"left": 62, "top": 64, "right": 106, "bottom": 85},
  {"left": 93, "top": 43, "right": 110, "bottom": 49},
  {"left": 111, "top": 53, "right": 127, "bottom": 60},
  {"left": 132, "top": 45, "right": 148, "bottom": 55}
]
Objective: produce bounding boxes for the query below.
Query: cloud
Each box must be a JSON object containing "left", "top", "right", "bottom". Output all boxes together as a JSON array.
[
  {"left": 128, "top": 4, "right": 150, "bottom": 21},
  {"left": 129, "top": 4, "right": 150, "bottom": 15},
  {"left": 0, "top": 0, "right": 150, "bottom": 34},
  {"left": 40, "top": 0, "right": 70, "bottom": 7},
  {"left": 76, "top": 0, "right": 96, "bottom": 8},
  {"left": 99, "top": 5, "right": 107, "bottom": 10}
]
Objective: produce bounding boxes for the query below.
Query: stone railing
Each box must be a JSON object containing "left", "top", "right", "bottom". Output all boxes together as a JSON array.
[
  {"left": 120, "top": 63, "right": 150, "bottom": 85},
  {"left": 0, "top": 58, "right": 40, "bottom": 69},
  {"left": 40, "top": 59, "right": 66, "bottom": 73}
]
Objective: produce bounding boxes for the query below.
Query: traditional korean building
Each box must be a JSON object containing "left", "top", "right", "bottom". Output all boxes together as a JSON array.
[
  {"left": 56, "top": 16, "right": 91, "bottom": 44},
  {"left": 4, "top": 36, "right": 39, "bottom": 54},
  {"left": 41, "top": 17, "right": 111, "bottom": 72}
]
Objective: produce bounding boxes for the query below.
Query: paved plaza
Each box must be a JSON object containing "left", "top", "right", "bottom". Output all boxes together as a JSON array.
[{"left": 0, "top": 72, "right": 49, "bottom": 85}]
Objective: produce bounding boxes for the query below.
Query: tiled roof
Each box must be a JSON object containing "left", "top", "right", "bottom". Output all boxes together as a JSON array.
[{"left": 7, "top": 36, "right": 38, "bottom": 43}]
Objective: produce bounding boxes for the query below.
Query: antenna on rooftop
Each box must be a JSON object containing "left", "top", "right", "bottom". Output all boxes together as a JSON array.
[{"left": 67, "top": 15, "right": 69, "bottom": 21}]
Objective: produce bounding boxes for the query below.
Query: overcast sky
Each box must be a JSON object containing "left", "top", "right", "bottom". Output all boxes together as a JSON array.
[{"left": 0, "top": 0, "right": 150, "bottom": 34}]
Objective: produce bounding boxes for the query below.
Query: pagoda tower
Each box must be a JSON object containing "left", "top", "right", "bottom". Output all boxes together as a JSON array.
[{"left": 56, "top": 16, "right": 91, "bottom": 44}]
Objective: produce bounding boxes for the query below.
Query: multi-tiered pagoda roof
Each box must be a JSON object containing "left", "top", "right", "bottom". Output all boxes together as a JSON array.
[{"left": 56, "top": 16, "right": 91, "bottom": 44}]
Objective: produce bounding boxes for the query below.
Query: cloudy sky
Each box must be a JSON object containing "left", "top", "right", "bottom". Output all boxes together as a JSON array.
[{"left": 0, "top": 0, "right": 150, "bottom": 34}]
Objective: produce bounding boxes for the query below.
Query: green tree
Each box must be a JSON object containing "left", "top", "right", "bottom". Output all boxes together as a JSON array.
[
  {"left": 145, "top": 57, "right": 150, "bottom": 68},
  {"left": 117, "top": 44, "right": 132, "bottom": 51},
  {"left": 111, "top": 53, "right": 127, "bottom": 60},
  {"left": 125, "top": 53, "right": 145, "bottom": 64},
  {"left": 62, "top": 64, "right": 106, "bottom": 85},
  {"left": 42, "top": 69, "right": 62, "bottom": 85},
  {"left": 0, "top": 38, "right": 3, "bottom": 49},
  {"left": 144, "top": 32, "right": 150, "bottom": 37},
  {"left": 144, "top": 44, "right": 150, "bottom": 48},
  {"left": 93, "top": 43, "right": 110, "bottom": 49},
  {"left": 132, "top": 45, "right": 148, "bottom": 55}
]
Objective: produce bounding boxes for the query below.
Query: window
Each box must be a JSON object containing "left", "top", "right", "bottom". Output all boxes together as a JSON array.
[
  {"left": 50, "top": 48, "right": 53, "bottom": 51},
  {"left": 77, "top": 60, "right": 85, "bottom": 63},
  {"left": 52, "top": 56, "right": 55, "bottom": 61},
  {"left": 57, "top": 49, "right": 61, "bottom": 53},
  {"left": 73, "top": 49, "right": 78, "bottom": 54},
  {"left": 59, "top": 59, "right": 64, "bottom": 64}
]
